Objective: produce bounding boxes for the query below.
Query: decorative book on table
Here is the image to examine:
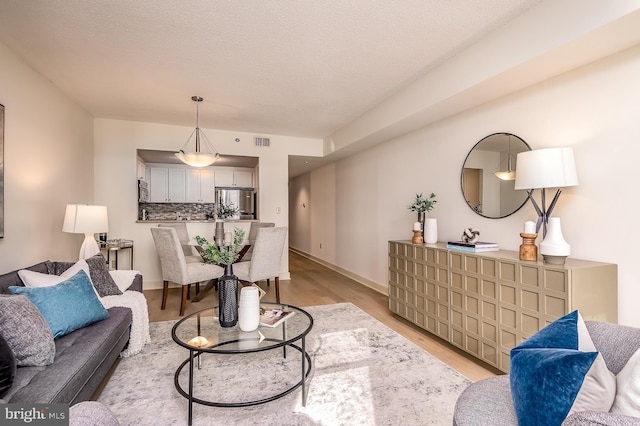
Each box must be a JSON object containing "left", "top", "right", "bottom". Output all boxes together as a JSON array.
[
  {"left": 259, "top": 308, "right": 295, "bottom": 328},
  {"left": 446, "top": 241, "right": 499, "bottom": 252}
]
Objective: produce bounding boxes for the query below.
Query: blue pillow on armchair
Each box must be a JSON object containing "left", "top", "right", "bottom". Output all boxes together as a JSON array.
[
  {"left": 9, "top": 270, "right": 109, "bottom": 338},
  {"left": 510, "top": 310, "right": 616, "bottom": 426}
]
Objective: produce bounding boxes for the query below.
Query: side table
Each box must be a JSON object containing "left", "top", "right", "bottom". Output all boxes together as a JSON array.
[{"left": 99, "top": 239, "right": 134, "bottom": 270}]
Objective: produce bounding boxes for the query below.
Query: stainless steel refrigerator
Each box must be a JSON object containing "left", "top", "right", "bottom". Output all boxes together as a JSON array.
[{"left": 215, "top": 187, "right": 256, "bottom": 220}]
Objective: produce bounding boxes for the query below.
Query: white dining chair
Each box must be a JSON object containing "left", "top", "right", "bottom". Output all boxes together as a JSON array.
[
  {"left": 233, "top": 227, "right": 287, "bottom": 303},
  {"left": 158, "top": 223, "right": 203, "bottom": 264},
  {"left": 151, "top": 227, "right": 224, "bottom": 316}
]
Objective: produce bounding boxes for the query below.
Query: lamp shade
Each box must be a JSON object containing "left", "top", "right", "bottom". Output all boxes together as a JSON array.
[
  {"left": 62, "top": 205, "right": 109, "bottom": 233},
  {"left": 174, "top": 151, "right": 218, "bottom": 168},
  {"left": 514, "top": 147, "right": 578, "bottom": 190},
  {"left": 63, "top": 205, "right": 108, "bottom": 260}
]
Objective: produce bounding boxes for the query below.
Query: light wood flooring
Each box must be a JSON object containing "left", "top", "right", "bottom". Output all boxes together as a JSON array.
[{"left": 144, "top": 250, "right": 499, "bottom": 382}]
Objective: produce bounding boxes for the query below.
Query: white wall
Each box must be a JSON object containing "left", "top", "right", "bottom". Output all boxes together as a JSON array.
[
  {"left": 291, "top": 44, "right": 640, "bottom": 326},
  {"left": 93, "top": 119, "right": 322, "bottom": 289},
  {"left": 0, "top": 42, "right": 94, "bottom": 272}
]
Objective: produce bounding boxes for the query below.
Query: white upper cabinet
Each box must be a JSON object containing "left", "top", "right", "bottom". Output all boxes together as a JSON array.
[
  {"left": 149, "top": 166, "right": 185, "bottom": 202},
  {"left": 136, "top": 157, "right": 148, "bottom": 181},
  {"left": 185, "top": 169, "right": 215, "bottom": 203},
  {"left": 147, "top": 165, "right": 253, "bottom": 203},
  {"left": 167, "top": 169, "right": 186, "bottom": 202},
  {"left": 215, "top": 169, "right": 254, "bottom": 188},
  {"left": 234, "top": 171, "right": 254, "bottom": 188}
]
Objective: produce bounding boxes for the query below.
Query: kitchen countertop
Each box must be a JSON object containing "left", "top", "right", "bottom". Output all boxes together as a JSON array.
[{"left": 136, "top": 219, "right": 258, "bottom": 223}]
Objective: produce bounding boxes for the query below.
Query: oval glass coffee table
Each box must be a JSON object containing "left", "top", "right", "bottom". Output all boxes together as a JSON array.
[{"left": 171, "top": 303, "right": 314, "bottom": 425}]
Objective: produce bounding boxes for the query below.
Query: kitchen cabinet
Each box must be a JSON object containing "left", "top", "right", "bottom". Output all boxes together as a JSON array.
[
  {"left": 215, "top": 169, "right": 254, "bottom": 188},
  {"left": 136, "top": 157, "right": 148, "bottom": 181},
  {"left": 185, "top": 169, "right": 215, "bottom": 203},
  {"left": 389, "top": 241, "right": 617, "bottom": 372},
  {"left": 149, "top": 167, "right": 185, "bottom": 202}
]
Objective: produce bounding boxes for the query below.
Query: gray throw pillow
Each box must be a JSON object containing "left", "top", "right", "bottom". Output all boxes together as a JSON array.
[
  {"left": 84, "top": 255, "right": 122, "bottom": 297},
  {"left": 0, "top": 295, "right": 55, "bottom": 366},
  {"left": 48, "top": 254, "right": 122, "bottom": 297}
]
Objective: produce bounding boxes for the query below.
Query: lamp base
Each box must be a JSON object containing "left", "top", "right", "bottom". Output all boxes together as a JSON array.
[
  {"left": 79, "top": 233, "right": 100, "bottom": 260},
  {"left": 542, "top": 254, "right": 567, "bottom": 265}
]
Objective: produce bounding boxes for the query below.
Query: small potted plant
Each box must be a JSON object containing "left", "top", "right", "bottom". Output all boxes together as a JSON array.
[
  {"left": 408, "top": 193, "right": 437, "bottom": 220},
  {"left": 215, "top": 201, "right": 239, "bottom": 220},
  {"left": 195, "top": 228, "right": 245, "bottom": 268},
  {"left": 214, "top": 201, "right": 239, "bottom": 245}
]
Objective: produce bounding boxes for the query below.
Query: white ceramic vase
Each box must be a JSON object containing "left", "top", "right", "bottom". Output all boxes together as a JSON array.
[
  {"left": 424, "top": 218, "right": 438, "bottom": 244},
  {"left": 540, "top": 217, "right": 570, "bottom": 264},
  {"left": 238, "top": 286, "right": 260, "bottom": 331}
]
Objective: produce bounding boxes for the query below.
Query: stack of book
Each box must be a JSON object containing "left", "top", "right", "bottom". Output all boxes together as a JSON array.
[{"left": 446, "top": 241, "right": 499, "bottom": 252}]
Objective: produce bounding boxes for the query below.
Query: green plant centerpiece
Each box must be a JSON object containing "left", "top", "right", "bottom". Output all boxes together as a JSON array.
[
  {"left": 195, "top": 228, "right": 245, "bottom": 266},
  {"left": 196, "top": 227, "right": 246, "bottom": 328},
  {"left": 216, "top": 201, "right": 239, "bottom": 220},
  {"left": 408, "top": 193, "right": 437, "bottom": 214}
]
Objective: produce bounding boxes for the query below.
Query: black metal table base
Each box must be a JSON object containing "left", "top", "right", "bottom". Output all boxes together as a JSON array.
[{"left": 174, "top": 337, "right": 311, "bottom": 425}]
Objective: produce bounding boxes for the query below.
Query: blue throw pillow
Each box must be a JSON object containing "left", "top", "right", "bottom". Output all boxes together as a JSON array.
[
  {"left": 9, "top": 270, "right": 109, "bottom": 338},
  {"left": 510, "top": 311, "right": 616, "bottom": 426}
]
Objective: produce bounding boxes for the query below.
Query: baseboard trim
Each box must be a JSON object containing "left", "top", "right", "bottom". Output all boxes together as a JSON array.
[{"left": 289, "top": 247, "right": 387, "bottom": 295}]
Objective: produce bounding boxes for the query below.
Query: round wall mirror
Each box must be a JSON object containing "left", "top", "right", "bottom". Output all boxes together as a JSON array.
[{"left": 461, "top": 132, "right": 532, "bottom": 219}]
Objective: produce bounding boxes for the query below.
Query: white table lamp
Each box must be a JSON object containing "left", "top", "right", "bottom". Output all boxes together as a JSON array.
[
  {"left": 514, "top": 147, "right": 578, "bottom": 237},
  {"left": 63, "top": 204, "right": 109, "bottom": 260}
]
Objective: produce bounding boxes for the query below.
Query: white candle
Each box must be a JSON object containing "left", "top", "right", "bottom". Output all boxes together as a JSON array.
[
  {"left": 524, "top": 221, "right": 536, "bottom": 234},
  {"left": 224, "top": 232, "right": 232, "bottom": 245},
  {"left": 413, "top": 222, "right": 421, "bottom": 231}
]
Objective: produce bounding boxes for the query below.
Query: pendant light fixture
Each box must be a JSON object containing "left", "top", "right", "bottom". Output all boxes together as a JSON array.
[
  {"left": 175, "top": 96, "right": 220, "bottom": 167},
  {"left": 494, "top": 135, "right": 516, "bottom": 181}
]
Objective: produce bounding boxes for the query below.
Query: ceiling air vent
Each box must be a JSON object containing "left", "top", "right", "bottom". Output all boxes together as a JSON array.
[{"left": 255, "top": 136, "right": 270, "bottom": 147}]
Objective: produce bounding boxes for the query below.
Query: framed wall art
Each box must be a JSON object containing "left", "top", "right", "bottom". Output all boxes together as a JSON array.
[{"left": 0, "top": 103, "right": 4, "bottom": 238}]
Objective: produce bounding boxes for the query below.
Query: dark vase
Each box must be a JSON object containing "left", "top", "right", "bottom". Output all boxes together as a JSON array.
[
  {"left": 218, "top": 264, "right": 238, "bottom": 327},
  {"left": 417, "top": 212, "right": 426, "bottom": 239}
]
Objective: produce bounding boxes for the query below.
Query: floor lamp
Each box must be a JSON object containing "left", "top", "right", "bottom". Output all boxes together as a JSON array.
[
  {"left": 514, "top": 147, "right": 579, "bottom": 237},
  {"left": 63, "top": 204, "right": 109, "bottom": 260}
]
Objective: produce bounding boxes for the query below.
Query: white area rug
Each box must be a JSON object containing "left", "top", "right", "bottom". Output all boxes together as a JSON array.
[{"left": 98, "top": 303, "right": 470, "bottom": 425}]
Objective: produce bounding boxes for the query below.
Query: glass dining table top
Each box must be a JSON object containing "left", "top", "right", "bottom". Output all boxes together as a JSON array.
[{"left": 171, "top": 303, "right": 313, "bottom": 353}]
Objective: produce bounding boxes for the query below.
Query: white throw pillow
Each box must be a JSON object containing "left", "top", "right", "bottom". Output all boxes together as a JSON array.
[
  {"left": 611, "top": 349, "right": 640, "bottom": 416},
  {"left": 108, "top": 269, "right": 140, "bottom": 293},
  {"left": 18, "top": 261, "right": 104, "bottom": 305}
]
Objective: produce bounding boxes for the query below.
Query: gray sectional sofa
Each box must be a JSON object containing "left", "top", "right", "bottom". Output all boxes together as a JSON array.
[{"left": 0, "top": 260, "right": 142, "bottom": 405}]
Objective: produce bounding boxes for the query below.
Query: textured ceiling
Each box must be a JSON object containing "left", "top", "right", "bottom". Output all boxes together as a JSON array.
[{"left": 0, "top": 0, "right": 540, "bottom": 139}]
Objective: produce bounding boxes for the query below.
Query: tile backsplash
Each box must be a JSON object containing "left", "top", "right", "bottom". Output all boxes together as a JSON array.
[{"left": 139, "top": 203, "right": 215, "bottom": 221}]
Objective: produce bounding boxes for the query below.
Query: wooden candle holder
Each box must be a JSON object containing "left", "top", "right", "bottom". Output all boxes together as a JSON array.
[
  {"left": 519, "top": 233, "right": 538, "bottom": 261},
  {"left": 412, "top": 229, "right": 423, "bottom": 245}
]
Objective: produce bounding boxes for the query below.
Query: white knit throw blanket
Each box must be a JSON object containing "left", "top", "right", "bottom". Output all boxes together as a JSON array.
[{"left": 101, "top": 291, "right": 151, "bottom": 357}]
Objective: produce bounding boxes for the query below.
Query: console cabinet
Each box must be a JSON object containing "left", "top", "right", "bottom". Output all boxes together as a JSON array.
[{"left": 388, "top": 241, "right": 617, "bottom": 372}]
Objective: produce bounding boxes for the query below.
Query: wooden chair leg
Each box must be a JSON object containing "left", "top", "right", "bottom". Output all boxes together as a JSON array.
[
  {"left": 275, "top": 277, "right": 280, "bottom": 303},
  {"left": 161, "top": 280, "right": 169, "bottom": 310},
  {"left": 196, "top": 282, "right": 200, "bottom": 294},
  {"left": 267, "top": 278, "right": 271, "bottom": 287},
  {"left": 180, "top": 285, "right": 189, "bottom": 316},
  {"left": 187, "top": 283, "right": 192, "bottom": 300}
]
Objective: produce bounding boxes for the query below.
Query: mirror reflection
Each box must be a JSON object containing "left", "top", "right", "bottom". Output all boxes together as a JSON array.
[{"left": 461, "top": 133, "right": 531, "bottom": 219}]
